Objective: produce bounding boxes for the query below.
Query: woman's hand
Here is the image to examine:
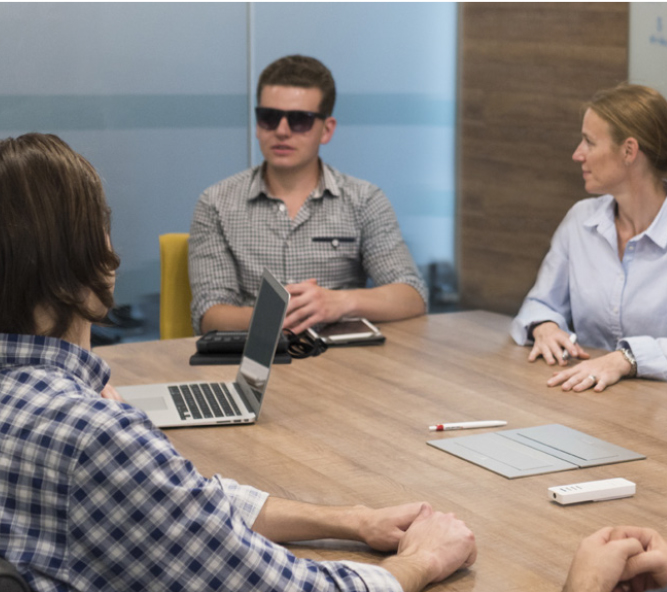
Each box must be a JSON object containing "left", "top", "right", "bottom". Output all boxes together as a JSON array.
[
  {"left": 529, "top": 322, "right": 589, "bottom": 366},
  {"left": 547, "top": 350, "right": 633, "bottom": 392}
]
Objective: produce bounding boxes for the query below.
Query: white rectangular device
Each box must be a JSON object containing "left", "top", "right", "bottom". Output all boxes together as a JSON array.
[{"left": 548, "top": 478, "right": 636, "bottom": 505}]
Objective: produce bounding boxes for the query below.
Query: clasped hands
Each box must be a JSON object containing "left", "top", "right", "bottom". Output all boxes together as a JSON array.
[
  {"left": 530, "top": 322, "right": 633, "bottom": 392},
  {"left": 564, "top": 526, "right": 667, "bottom": 592},
  {"left": 361, "top": 502, "right": 477, "bottom": 589},
  {"left": 283, "top": 278, "right": 348, "bottom": 335}
]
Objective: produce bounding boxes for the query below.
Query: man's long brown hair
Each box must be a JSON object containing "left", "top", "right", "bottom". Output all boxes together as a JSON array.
[{"left": 0, "top": 133, "right": 120, "bottom": 338}]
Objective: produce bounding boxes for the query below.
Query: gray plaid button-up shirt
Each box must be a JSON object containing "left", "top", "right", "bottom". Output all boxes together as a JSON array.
[{"left": 189, "top": 162, "right": 427, "bottom": 333}]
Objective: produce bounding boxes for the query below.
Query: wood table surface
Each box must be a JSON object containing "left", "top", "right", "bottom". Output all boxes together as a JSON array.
[{"left": 95, "top": 311, "right": 667, "bottom": 592}]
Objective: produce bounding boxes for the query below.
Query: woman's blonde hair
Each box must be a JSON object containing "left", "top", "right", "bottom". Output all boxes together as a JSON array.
[{"left": 588, "top": 83, "right": 667, "bottom": 177}]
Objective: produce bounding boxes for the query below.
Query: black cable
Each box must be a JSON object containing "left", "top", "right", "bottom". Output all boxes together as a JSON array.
[{"left": 284, "top": 329, "right": 328, "bottom": 359}]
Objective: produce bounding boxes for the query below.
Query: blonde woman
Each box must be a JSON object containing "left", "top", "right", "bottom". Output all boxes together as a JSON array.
[{"left": 512, "top": 84, "right": 667, "bottom": 392}]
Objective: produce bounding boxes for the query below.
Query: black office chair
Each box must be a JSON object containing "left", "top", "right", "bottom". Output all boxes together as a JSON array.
[{"left": 0, "top": 557, "right": 30, "bottom": 592}]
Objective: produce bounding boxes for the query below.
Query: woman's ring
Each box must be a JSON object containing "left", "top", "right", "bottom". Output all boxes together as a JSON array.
[{"left": 588, "top": 374, "right": 597, "bottom": 383}]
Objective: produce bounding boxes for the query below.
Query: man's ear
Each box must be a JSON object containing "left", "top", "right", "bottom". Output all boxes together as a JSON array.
[{"left": 320, "top": 117, "right": 337, "bottom": 146}]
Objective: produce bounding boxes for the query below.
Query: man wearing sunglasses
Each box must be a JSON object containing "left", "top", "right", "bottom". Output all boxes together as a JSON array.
[{"left": 189, "top": 55, "right": 427, "bottom": 335}]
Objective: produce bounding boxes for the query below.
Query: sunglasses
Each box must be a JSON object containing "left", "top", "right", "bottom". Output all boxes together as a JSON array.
[{"left": 255, "top": 107, "right": 326, "bottom": 133}]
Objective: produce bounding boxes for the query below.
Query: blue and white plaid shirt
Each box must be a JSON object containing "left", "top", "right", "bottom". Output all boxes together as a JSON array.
[{"left": 0, "top": 334, "right": 402, "bottom": 592}]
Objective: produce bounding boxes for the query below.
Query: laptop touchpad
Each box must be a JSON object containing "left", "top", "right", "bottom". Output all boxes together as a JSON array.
[{"left": 131, "top": 397, "right": 169, "bottom": 412}]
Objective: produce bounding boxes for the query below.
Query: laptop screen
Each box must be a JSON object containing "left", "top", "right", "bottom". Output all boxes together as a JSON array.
[{"left": 237, "top": 269, "right": 289, "bottom": 414}]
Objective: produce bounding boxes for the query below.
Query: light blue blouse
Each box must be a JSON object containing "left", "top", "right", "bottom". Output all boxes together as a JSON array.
[{"left": 511, "top": 194, "right": 667, "bottom": 381}]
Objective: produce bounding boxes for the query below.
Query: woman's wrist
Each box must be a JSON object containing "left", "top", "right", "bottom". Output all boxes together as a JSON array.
[{"left": 617, "top": 347, "right": 638, "bottom": 377}]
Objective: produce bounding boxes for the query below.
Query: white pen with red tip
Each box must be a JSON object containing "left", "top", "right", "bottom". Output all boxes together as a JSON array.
[
  {"left": 562, "top": 333, "right": 578, "bottom": 361},
  {"left": 429, "top": 420, "right": 507, "bottom": 432}
]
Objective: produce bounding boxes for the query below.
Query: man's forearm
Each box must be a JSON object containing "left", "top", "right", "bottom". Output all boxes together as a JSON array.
[
  {"left": 344, "top": 283, "right": 426, "bottom": 323},
  {"left": 201, "top": 303, "right": 254, "bottom": 333},
  {"left": 251, "top": 497, "right": 365, "bottom": 543},
  {"left": 381, "top": 554, "right": 433, "bottom": 592},
  {"left": 252, "top": 498, "right": 476, "bottom": 592}
]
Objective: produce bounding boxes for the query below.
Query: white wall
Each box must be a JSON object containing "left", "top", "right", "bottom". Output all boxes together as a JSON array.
[{"left": 629, "top": 3, "right": 667, "bottom": 98}]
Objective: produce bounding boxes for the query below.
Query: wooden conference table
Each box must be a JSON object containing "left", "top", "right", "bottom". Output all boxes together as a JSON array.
[{"left": 96, "top": 311, "right": 667, "bottom": 592}]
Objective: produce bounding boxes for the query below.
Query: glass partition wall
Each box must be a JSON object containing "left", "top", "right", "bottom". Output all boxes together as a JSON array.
[{"left": 0, "top": 2, "right": 458, "bottom": 342}]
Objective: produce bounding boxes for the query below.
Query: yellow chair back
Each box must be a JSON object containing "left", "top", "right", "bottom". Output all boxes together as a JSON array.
[{"left": 159, "top": 233, "right": 194, "bottom": 339}]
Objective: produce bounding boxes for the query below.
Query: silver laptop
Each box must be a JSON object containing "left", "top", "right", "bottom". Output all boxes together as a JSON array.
[{"left": 118, "top": 269, "right": 289, "bottom": 428}]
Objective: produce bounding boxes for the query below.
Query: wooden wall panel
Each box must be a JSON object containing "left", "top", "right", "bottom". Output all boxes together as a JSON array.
[{"left": 458, "top": 3, "right": 629, "bottom": 314}]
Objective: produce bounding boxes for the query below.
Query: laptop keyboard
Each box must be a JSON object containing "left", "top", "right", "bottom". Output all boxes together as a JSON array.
[{"left": 168, "top": 383, "right": 245, "bottom": 421}]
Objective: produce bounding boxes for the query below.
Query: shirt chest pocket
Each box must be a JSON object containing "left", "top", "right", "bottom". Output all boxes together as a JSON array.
[
  {"left": 289, "top": 232, "right": 362, "bottom": 284},
  {"left": 306, "top": 204, "right": 361, "bottom": 256},
  {"left": 311, "top": 236, "right": 358, "bottom": 252},
  {"left": 310, "top": 230, "right": 361, "bottom": 261}
]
